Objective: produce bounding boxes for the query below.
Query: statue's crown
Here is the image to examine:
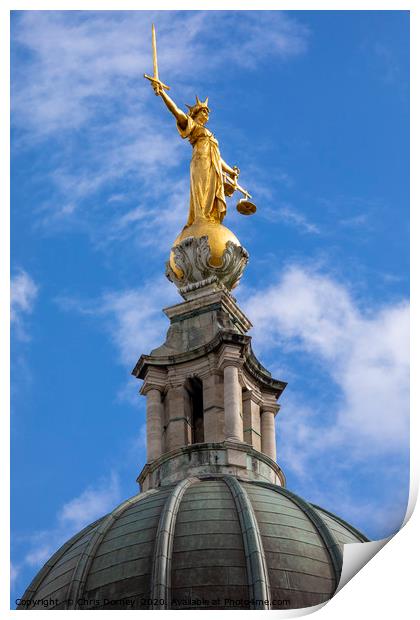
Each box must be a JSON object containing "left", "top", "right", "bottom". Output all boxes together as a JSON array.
[{"left": 186, "top": 96, "right": 210, "bottom": 117}]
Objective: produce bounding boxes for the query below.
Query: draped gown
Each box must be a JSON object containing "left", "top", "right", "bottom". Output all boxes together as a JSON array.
[{"left": 177, "top": 115, "right": 226, "bottom": 225}]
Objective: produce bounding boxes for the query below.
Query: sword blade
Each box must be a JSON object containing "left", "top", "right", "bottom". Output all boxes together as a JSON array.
[{"left": 152, "top": 24, "right": 159, "bottom": 81}]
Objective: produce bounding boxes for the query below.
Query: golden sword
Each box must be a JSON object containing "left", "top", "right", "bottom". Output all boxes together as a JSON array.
[{"left": 144, "top": 24, "right": 170, "bottom": 91}]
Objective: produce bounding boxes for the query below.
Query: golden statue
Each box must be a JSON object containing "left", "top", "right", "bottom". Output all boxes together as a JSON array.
[
  {"left": 145, "top": 25, "right": 255, "bottom": 286},
  {"left": 151, "top": 89, "right": 239, "bottom": 226}
]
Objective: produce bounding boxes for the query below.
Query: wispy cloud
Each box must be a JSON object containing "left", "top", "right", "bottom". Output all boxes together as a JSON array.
[
  {"left": 306, "top": 472, "right": 408, "bottom": 539},
  {"left": 58, "top": 472, "right": 121, "bottom": 532},
  {"left": 12, "top": 11, "right": 308, "bottom": 137},
  {"left": 60, "top": 263, "right": 409, "bottom": 461},
  {"left": 53, "top": 264, "right": 408, "bottom": 539},
  {"left": 241, "top": 265, "right": 409, "bottom": 538},
  {"left": 277, "top": 204, "right": 321, "bottom": 234},
  {"left": 372, "top": 42, "right": 401, "bottom": 85},
  {"left": 11, "top": 562, "right": 20, "bottom": 588},
  {"left": 338, "top": 213, "right": 369, "bottom": 228},
  {"left": 11, "top": 270, "right": 38, "bottom": 339},
  {"left": 21, "top": 472, "right": 121, "bottom": 570},
  {"left": 56, "top": 276, "right": 178, "bottom": 366},
  {"left": 317, "top": 194, "right": 383, "bottom": 233},
  {"left": 242, "top": 264, "right": 409, "bottom": 460},
  {"left": 11, "top": 11, "right": 309, "bottom": 248}
]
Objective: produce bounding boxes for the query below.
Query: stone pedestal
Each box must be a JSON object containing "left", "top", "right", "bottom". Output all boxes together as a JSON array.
[{"left": 166, "top": 232, "right": 249, "bottom": 293}]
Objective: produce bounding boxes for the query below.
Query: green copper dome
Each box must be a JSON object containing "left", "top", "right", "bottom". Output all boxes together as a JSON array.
[{"left": 18, "top": 475, "right": 368, "bottom": 611}]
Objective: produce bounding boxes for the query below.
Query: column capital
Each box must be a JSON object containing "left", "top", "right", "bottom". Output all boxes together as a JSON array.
[
  {"left": 218, "top": 358, "right": 244, "bottom": 372},
  {"left": 261, "top": 392, "right": 280, "bottom": 416},
  {"left": 217, "top": 342, "right": 244, "bottom": 371},
  {"left": 261, "top": 403, "right": 280, "bottom": 416},
  {"left": 140, "top": 367, "right": 167, "bottom": 396},
  {"left": 140, "top": 383, "right": 164, "bottom": 397},
  {"left": 242, "top": 388, "right": 263, "bottom": 406}
]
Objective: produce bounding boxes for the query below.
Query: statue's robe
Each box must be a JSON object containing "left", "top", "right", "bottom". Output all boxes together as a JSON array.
[{"left": 177, "top": 115, "right": 226, "bottom": 225}]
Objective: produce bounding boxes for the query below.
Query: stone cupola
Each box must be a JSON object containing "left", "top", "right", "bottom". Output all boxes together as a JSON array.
[{"left": 132, "top": 278, "right": 287, "bottom": 492}]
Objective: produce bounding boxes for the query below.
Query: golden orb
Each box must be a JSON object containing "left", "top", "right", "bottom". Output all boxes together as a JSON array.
[{"left": 169, "top": 219, "right": 241, "bottom": 279}]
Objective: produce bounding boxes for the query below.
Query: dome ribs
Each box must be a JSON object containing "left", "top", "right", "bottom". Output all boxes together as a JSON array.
[
  {"left": 18, "top": 477, "right": 370, "bottom": 610},
  {"left": 65, "top": 489, "right": 158, "bottom": 609},
  {"left": 222, "top": 475, "right": 271, "bottom": 610},
  {"left": 311, "top": 505, "right": 369, "bottom": 544},
  {"left": 150, "top": 477, "right": 199, "bottom": 609},
  {"left": 170, "top": 477, "right": 249, "bottom": 609},
  {"left": 250, "top": 482, "right": 343, "bottom": 593},
  {"left": 16, "top": 519, "right": 104, "bottom": 610}
]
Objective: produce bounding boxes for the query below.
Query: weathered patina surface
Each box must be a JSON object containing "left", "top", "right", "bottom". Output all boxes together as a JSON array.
[{"left": 18, "top": 477, "right": 368, "bottom": 610}]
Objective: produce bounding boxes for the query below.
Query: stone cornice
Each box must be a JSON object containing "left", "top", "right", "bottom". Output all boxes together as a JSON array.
[
  {"left": 132, "top": 331, "right": 247, "bottom": 378},
  {"left": 132, "top": 330, "right": 287, "bottom": 397}
]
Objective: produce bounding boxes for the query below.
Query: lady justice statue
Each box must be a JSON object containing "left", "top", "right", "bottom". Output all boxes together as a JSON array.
[
  {"left": 152, "top": 88, "right": 239, "bottom": 226},
  {"left": 145, "top": 25, "right": 256, "bottom": 292}
]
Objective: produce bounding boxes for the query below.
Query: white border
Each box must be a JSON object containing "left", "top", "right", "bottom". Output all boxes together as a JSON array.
[{"left": 2, "top": 2, "right": 416, "bottom": 618}]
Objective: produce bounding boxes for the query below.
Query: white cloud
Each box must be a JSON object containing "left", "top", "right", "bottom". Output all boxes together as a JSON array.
[
  {"left": 11, "top": 562, "right": 20, "bottom": 588},
  {"left": 372, "top": 42, "right": 401, "bottom": 85},
  {"left": 129, "top": 423, "right": 148, "bottom": 456},
  {"left": 270, "top": 203, "right": 321, "bottom": 234},
  {"left": 11, "top": 270, "right": 38, "bottom": 321},
  {"left": 57, "top": 277, "right": 178, "bottom": 366},
  {"left": 61, "top": 264, "right": 409, "bottom": 465},
  {"left": 12, "top": 11, "right": 308, "bottom": 136},
  {"left": 51, "top": 264, "right": 408, "bottom": 540},
  {"left": 104, "top": 177, "right": 190, "bottom": 252},
  {"left": 11, "top": 270, "right": 38, "bottom": 339},
  {"left": 23, "top": 472, "right": 121, "bottom": 569},
  {"left": 11, "top": 11, "right": 309, "bottom": 246},
  {"left": 58, "top": 472, "right": 120, "bottom": 531},
  {"left": 241, "top": 264, "right": 409, "bottom": 466}
]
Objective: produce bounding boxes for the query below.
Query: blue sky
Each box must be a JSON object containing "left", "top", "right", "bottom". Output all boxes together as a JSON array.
[{"left": 10, "top": 10, "right": 409, "bottom": 604}]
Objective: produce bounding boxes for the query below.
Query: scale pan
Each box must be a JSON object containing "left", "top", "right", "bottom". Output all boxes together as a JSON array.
[
  {"left": 223, "top": 180, "right": 236, "bottom": 197},
  {"left": 236, "top": 199, "right": 257, "bottom": 215}
]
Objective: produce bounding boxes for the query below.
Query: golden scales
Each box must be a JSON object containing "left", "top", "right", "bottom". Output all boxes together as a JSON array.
[{"left": 223, "top": 173, "right": 257, "bottom": 215}]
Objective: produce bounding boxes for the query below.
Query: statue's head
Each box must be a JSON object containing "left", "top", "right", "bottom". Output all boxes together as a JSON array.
[{"left": 186, "top": 96, "right": 210, "bottom": 124}]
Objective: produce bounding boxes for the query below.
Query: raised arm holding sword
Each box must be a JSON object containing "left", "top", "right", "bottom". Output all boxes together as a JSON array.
[{"left": 144, "top": 24, "right": 256, "bottom": 224}]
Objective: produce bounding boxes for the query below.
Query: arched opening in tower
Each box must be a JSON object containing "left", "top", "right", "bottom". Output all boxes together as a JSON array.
[{"left": 186, "top": 377, "right": 204, "bottom": 444}]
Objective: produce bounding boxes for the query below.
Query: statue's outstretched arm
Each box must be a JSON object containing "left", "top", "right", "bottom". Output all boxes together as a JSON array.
[
  {"left": 221, "top": 158, "right": 240, "bottom": 180},
  {"left": 151, "top": 81, "right": 188, "bottom": 130}
]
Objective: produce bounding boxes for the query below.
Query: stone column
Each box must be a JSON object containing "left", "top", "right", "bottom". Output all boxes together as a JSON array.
[
  {"left": 224, "top": 365, "right": 243, "bottom": 442},
  {"left": 260, "top": 402, "right": 279, "bottom": 461},
  {"left": 202, "top": 372, "right": 225, "bottom": 442},
  {"left": 145, "top": 387, "right": 163, "bottom": 463},
  {"left": 243, "top": 390, "right": 262, "bottom": 451},
  {"left": 166, "top": 385, "right": 191, "bottom": 451}
]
